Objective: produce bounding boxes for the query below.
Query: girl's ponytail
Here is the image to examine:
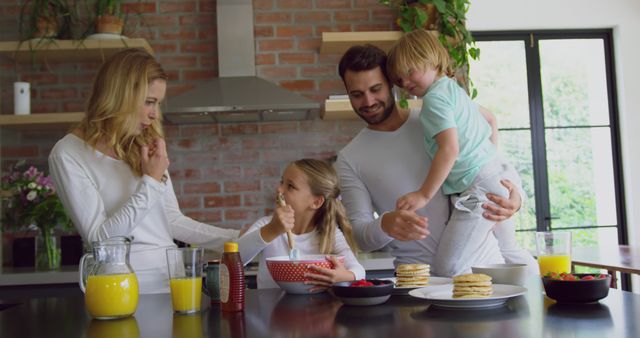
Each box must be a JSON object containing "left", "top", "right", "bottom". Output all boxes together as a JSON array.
[{"left": 293, "top": 159, "right": 359, "bottom": 255}]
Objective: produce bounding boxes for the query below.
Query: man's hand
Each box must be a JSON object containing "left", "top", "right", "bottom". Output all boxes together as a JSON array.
[
  {"left": 396, "top": 191, "right": 429, "bottom": 212},
  {"left": 381, "top": 210, "right": 429, "bottom": 241},
  {"left": 482, "top": 179, "right": 521, "bottom": 222}
]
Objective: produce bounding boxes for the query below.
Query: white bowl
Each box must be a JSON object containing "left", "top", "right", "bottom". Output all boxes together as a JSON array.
[{"left": 471, "top": 263, "right": 528, "bottom": 286}]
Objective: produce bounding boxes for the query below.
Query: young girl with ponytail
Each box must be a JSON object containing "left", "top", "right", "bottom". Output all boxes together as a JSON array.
[{"left": 240, "top": 158, "right": 365, "bottom": 291}]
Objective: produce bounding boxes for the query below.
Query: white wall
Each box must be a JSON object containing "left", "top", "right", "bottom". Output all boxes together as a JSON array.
[{"left": 468, "top": 0, "right": 640, "bottom": 246}]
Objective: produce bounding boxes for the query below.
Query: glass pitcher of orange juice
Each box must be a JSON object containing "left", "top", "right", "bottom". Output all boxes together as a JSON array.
[{"left": 79, "top": 236, "right": 139, "bottom": 320}]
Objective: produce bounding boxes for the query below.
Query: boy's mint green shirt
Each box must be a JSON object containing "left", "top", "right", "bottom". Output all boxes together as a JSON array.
[{"left": 420, "top": 76, "right": 496, "bottom": 195}]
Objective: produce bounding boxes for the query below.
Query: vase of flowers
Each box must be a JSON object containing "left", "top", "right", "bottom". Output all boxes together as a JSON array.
[
  {"left": 35, "top": 227, "right": 59, "bottom": 269},
  {"left": 1, "top": 161, "right": 72, "bottom": 270}
]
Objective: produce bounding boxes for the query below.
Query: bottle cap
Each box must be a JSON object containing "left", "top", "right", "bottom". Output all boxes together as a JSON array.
[{"left": 224, "top": 242, "right": 238, "bottom": 253}]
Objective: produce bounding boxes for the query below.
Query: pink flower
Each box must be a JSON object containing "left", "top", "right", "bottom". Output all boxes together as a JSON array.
[
  {"left": 1, "top": 162, "right": 69, "bottom": 232},
  {"left": 23, "top": 166, "right": 39, "bottom": 180}
]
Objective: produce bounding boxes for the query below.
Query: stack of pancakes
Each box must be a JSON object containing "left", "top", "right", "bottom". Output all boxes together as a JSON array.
[
  {"left": 395, "top": 264, "right": 430, "bottom": 287},
  {"left": 452, "top": 273, "right": 493, "bottom": 298}
]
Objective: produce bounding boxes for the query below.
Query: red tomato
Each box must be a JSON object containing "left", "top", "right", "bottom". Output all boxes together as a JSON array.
[
  {"left": 581, "top": 275, "right": 595, "bottom": 280},
  {"left": 350, "top": 279, "right": 374, "bottom": 287}
]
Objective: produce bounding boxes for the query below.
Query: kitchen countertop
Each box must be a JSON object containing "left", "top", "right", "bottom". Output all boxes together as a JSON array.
[
  {"left": 0, "top": 251, "right": 394, "bottom": 286},
  {"left": 0, "top": 265, "right": 79, "bottom": 286},
  {"left": 1, "top": 278, "right": 638, "bottom": 338}
]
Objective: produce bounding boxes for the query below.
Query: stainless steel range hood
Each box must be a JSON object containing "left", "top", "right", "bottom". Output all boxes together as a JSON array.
[{"left": 164, "top": 0, "right": 319, "bottom": 124}]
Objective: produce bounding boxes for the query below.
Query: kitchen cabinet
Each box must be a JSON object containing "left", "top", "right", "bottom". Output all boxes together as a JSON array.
[
  {"left": 320, "top": 31, "right": 421, "bottom": 119},
  {"left": 0, "top": 38, "right": 153, "bottom": 127}
]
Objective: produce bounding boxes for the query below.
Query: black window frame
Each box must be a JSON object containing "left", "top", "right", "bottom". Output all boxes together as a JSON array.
[{"left": 471, "top": 29, "right": 627, "bottom": 244}]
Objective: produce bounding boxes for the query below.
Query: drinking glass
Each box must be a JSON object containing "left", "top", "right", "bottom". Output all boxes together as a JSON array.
[
  {"left": 166, "top": 247, "right": 204, "bottom": 314},
  {"left": 535, "top": 231, "right": 572, "bottom": 276}
]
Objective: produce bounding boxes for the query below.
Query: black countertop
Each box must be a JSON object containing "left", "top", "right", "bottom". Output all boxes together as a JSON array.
[{"left": 0, "top": 279, "right": 639, "bottom": 338}]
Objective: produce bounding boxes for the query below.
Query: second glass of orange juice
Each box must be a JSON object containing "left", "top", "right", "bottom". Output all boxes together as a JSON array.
[
  {"left": 535, "top": 231, "right": 572, "bottom": 275},
  {"left": 166, "top": 247, "right": 205, "bottom": 314}
]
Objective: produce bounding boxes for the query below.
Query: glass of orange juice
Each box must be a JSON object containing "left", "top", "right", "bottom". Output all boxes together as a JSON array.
[
  {"left": 166, "top": 247, "right": 204, "bottom": 314},
  {"left": 535, "top": 231, "right": 572, "bottom": 276}
]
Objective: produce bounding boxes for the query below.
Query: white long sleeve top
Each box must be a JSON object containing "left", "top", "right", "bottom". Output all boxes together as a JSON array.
[
  {"left": 240, "top": 216, "right": 366, "bottom": 289},
  {"left": 335, "top": 109, "right": 504, "bottom": 267},
  {"left": 48, "top": 134, "right": 262, "bottom": 294}
]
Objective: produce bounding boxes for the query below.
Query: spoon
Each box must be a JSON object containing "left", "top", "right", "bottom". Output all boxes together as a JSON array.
[{"left": 277, "top": 193, "right": 300, "bottom": 260}]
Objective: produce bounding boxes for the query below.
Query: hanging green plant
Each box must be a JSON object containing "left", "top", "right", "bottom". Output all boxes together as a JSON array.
[{"left": 379, "top": 0, "right": 480, "bottom": 99}]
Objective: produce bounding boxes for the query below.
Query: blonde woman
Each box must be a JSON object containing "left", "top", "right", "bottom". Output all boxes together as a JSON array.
[
  {"left": 48, "top": 49, "right": 258, "bottom": 294},
  {"left": 240, "top": 158, "right": 365, "bottom": 291}
]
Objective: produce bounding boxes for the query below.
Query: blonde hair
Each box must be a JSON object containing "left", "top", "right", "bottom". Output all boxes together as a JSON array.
[
  {"left": 78, "top": 48, "right": 168, "bottom": 176},
  {"left": 292, "top": 159, "right": 358, "bottom": 255},
  {"left": 387, "top": 29, "right": 453, "bottom": 87}
]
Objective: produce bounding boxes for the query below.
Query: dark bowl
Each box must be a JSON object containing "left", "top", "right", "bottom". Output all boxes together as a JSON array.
[
  {"left": 331, "top": 279, "right": 394, "bottom": 306},
  {"left": 542, "top": 274, "right": 611, "bottom": 303}
]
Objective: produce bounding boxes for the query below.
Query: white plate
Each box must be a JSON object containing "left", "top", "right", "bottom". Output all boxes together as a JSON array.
[
  {"left": 408, "top": 284, "right": 527, "bottom": 309},
  {"left": 86, "top": 33, "right": 128, "bottom": 40},
  {"left": 381, "top": 276, "right": 452, "bottom": 295}
]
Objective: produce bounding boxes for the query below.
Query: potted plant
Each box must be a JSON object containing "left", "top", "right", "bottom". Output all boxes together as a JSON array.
[
  {"left": 19, "top": 0, "right": 76, "bottom": 40},
  {"left": 379, "top": 0, "right": 480, "bottom": 98},
  {"left": 94, "top": 0, "right": 125, "bottom": 36}
]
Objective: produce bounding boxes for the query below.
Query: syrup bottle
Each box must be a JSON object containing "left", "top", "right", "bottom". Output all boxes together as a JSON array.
[{"left": 220, "top": 242, "right": 245, "bottom": 312}]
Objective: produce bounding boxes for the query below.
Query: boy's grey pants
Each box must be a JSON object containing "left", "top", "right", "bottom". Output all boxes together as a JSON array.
[{"left": 433, "top": 156, "right": 538, "bottom": 277}]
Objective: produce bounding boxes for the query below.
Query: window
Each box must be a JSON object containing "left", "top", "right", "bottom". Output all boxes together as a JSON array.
[{"left": 469, "top": 30, "right": 626, "bottom": 254}]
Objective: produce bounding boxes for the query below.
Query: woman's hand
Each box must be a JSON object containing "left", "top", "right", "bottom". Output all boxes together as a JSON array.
[
  {"left": 482, "top": 179, "right": 522, "bottom": 222},
  {"left": 141, "top": 138, "right": 170, "bottom": 182},
  {"left": 304, "top": 256, "right": 355, "bottom": 292}
]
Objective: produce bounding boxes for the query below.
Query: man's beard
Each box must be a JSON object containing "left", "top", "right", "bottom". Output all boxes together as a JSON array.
[{"left": 357, "top": 93, "right": 395, "bottom": 125}]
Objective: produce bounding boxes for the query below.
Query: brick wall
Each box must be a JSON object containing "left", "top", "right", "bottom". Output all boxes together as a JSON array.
[{"left": 0, "top": 0, "right": 395, "bottom": 230}]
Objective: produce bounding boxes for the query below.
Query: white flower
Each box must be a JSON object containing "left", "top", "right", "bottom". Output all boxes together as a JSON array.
[
  {"left": 26, "top": 190, "right": 37, "bottom": 201},
  {"left": 28, "top": 182, "right": 37, "bottom": 189}
]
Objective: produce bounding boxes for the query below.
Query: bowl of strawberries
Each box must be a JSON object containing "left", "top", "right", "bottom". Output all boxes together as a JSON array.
[
  {"left": 542, "top": 272, "right": 612, "bottom": 303},
  {"left": 331, "top": 279, "right": 394, "bottom": 306}
]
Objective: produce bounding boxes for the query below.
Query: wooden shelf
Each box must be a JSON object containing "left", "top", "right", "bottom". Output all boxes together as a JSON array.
[
  {"left": 0, "top": 112, "right": 84, "bottom": 128},
  {"left": 320, "top": 31, "right": 403, "bottom": 54},
  {"left": 322, "top": 98, "right": 422, "bottom": 120},
  {"left": 0, "top": 38, "right": 153, "bottom": 63}
]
